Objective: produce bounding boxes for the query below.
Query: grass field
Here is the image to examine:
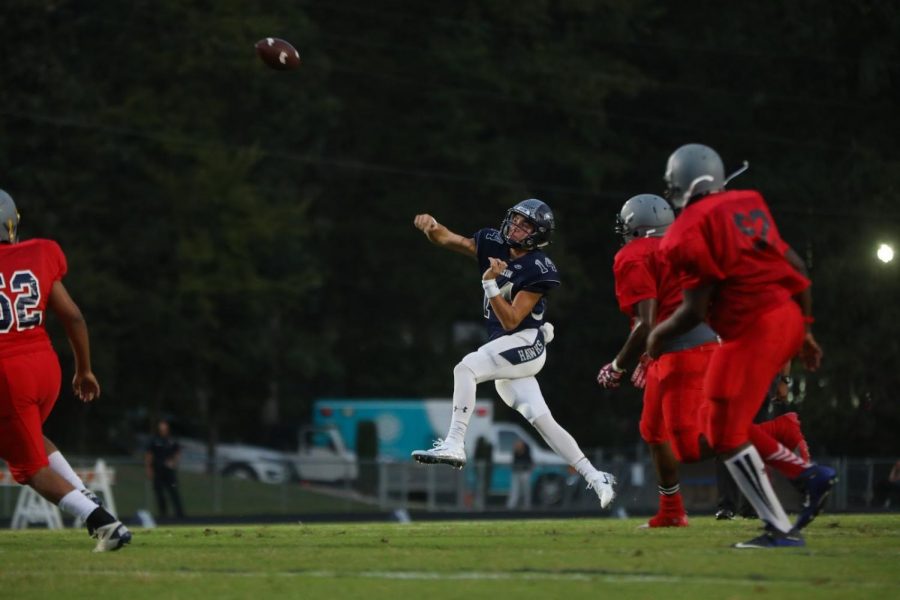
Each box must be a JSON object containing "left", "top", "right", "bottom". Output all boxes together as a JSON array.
[{"left": 1, "top": 514, "right": 898, "bottom": 599}]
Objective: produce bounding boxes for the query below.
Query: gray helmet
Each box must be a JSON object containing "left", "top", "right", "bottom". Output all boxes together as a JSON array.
[
  {"left": 663, "top": 143, "right": 725, "bottom": 208},
  {"left": 615, "top": 194, "right": 674, "bottom": 243},
  {"left": 0, "top": 190, "right": 19, "bottom": 244}
]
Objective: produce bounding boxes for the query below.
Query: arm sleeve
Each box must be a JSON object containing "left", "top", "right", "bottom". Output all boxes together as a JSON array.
[
  {"left": 614, "top": 258, "right": 657, "bottom": 315},
  {"left": 521, "top": 278, "right": 559, "bottom": 294},
  {"left": 473, "top": 228, "right": 486, "bottom": 257},
  {"left": 765, "top": 206, "right": 791, "bottom": 255},
  {"left": 474, "top": 228, "right": 506, "bottom": 271},
  {"left": 44, "top": 240, "right": 68, "bottom": 280}
]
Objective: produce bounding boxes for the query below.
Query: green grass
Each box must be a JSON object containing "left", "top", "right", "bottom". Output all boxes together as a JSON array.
[{"left": 1, "top": 515, "right": 898, "bottom": 599}]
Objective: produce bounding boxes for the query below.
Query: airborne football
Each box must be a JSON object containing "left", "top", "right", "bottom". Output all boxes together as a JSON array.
[{"left": 254, "top": 37, "right": 301, "bottom": 71}]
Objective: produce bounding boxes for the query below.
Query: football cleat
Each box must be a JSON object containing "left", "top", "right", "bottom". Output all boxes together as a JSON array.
[
  {"left": 411, "top": 439, "right": 466, "bottom": 469},
  {"left": 586, "top": 471, "right": 617, "bottom": 509},
  {"left": 793, "top": 464, "right": 837, "bottom": 530},
  {"left": 715, "top": 508, "right": 736, "bottom": 521},
  {"left": 92, "top": 521, "right": 132, "bottom": 553},
  {"left": 734, "top": 527, "right": 805, "bottom": 549},
  {"left": 640, "top": 513, "right": 689, "bottom": 528}
]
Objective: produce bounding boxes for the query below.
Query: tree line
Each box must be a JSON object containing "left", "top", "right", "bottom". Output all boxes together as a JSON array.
[{"left": 0, "top": 0, "right": 897, "bottom": 456}]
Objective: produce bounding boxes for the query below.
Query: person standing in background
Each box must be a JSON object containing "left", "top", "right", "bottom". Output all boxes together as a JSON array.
[
  {"left": 145, "top": 419, "right": 185, "bottom": 519},
  {"left": 506, "top": 440, "right": 534, "bottom": 510},
  {"left": 874, "top": 460, "right": 900, "bottom": 509}
]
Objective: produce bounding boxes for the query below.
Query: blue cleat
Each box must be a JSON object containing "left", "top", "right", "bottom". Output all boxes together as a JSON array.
[
  {"left": 793, "top": 464, "right": 837, "bottom": 530},
  {"left": 734, "top": 527, "right": 805, "bottom": 549}
]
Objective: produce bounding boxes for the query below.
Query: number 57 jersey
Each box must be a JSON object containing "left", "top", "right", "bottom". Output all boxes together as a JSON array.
[
  {"left": 0, "top": 239, "right": 67, "bottom": 358},
  {"left": 659, "top": 190, "right": 808, "bottom": 340}
]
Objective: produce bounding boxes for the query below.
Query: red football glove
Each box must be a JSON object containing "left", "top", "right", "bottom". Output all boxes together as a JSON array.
[
  {"left": 631, "top": 354, "right": 652, "bottom": 389},
  {"left": 597, "top": 363, "right": 625, "bottom": 389}
]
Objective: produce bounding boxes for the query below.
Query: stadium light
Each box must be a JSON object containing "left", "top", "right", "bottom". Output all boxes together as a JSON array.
[{"left": 876, "top": 243, "right": 895, "bottom": 264}]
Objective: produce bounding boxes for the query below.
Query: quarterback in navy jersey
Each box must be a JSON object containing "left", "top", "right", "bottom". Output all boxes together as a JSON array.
[
  {"left": 474, "top": 227, "right": 559, "bottom": 340},
  {"left": 410, "top": 199, "right": 616, "bottom": 509}
]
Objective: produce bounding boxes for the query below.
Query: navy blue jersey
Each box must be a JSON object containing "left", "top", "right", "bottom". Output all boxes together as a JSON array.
[{"left": 474, "top": 228, "right": 560, "bottom": 339}]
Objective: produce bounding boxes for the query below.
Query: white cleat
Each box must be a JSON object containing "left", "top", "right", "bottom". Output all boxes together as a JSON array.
[
  {"left": 587, "top": 471, "right": 617, "bottom": 509},
  {"left": 92, "top": 521, "right": 132, "bottom": 552},
  {"left": 411, "top": 439, "right": 466, "bottom": 469}
]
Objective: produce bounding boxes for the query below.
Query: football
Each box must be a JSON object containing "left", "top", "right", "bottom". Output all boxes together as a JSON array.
[{"left": 254, "top": 37, "right": 301, "bottom": 71}]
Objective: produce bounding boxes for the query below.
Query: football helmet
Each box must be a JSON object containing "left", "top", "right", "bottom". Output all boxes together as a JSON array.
[
  {"left": 0, "top": 189, "right": 20, "bottom": 244},
  {"left": 501, "top": 198, "right": 554, "bottom": 249},
  {"left": 615, "top": 194, "right": 674, "bottom": 243},
  {"left": 663, "top": 143, "right": 725, "bottom": 209}
]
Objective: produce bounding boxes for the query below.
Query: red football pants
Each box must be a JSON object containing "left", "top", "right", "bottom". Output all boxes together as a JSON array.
[
  {"left": 705, "top": 302, "right": 805, "bottom": 453},
  {"left": 0, "top": 350, "right": 62, "bottom": 483},
  {"left": 640, "top": 342, "right": 716, "bottom": 462}
]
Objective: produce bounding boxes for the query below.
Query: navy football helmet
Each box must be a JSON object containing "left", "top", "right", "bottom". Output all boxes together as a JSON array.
[
  {"left": 0, "top": 189, "right": 19, "bottom": 244},
  {"left": 663, "top": 143, "right": 725, "bottom": 209},
  {"left": 615, "top": 194, "right": 673, "bottom": 243},
  {"left": 501, "top": 198, "right": 554, "bottom": 249}
]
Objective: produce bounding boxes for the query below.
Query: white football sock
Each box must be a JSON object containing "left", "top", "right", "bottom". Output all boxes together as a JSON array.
[
  {"left": 725, "top": 445, "right": 793, "bottom": 534},
  {"left": 445, "top": 363, "right": 477, "bottom": 445},
  {"left": 48, "top": 451, "right": 86, "bottom": 491},
  {"left": 532, "top": 414, "right": 598, "bottom": 478},
  {"left": 58, "top": 489, "right": 98, "bottom": 521}
]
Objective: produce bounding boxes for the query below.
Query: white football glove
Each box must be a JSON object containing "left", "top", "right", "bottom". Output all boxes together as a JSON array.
[{"left": 539, "top": 322, "right": 554, "bottom": 344}]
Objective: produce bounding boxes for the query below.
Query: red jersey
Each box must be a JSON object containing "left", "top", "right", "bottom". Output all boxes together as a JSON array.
[
  {"left": 613, "top": 236, "right": 683, "bottom": 323},
  {"left": 659, "top": 189, "right": 808, "bottom": 339},
  {"left": 0, "top": 239, "right": 67, "bottom": 358}
]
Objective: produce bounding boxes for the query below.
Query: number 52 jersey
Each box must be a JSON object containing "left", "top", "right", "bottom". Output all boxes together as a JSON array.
[{"left": 0, "top": 239, "right": 67, "bottom": 358}]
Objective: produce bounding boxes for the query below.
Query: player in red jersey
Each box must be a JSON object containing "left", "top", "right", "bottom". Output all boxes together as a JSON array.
[
  {"left": 597, "top": 194, "right": 689, "bottom": 526},
  {"left": 647, "top": 145, "right": 835, "bottom": 548},
  {"left": 599, "top": 194, "right": 811, "bottom": 529},
  {"left": 0, "top": 189, "right": 131, "bottom": 551}
]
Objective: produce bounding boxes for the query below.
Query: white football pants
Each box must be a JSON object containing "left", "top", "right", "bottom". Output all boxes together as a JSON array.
[{"left": 448, "top": 326, "right": 550, "bottom": 433}]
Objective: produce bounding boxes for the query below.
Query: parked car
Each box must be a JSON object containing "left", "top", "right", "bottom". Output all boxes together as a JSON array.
[{"left": 145, "top": 425, "right": 358, "bottom": 485}]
